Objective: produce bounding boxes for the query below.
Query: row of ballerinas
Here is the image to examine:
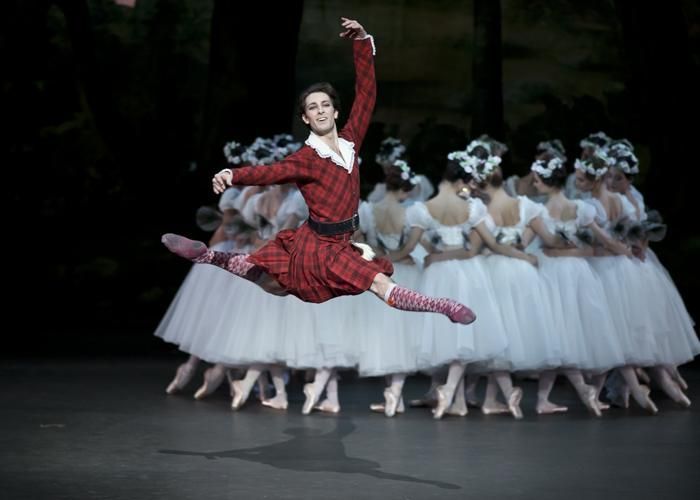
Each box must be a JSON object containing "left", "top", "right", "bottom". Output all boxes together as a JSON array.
[{"left": 155, "top": 132, "right": 697, "bottom": 419}]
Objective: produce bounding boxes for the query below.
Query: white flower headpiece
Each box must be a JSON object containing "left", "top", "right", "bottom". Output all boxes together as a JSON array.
[
  {"left": 575, "top": 150, "right": 614, "bottom": 179},
  {"left": 608, "top": 145, "right": 639, "bottom": 175},
  {"left": 449, "top": 148, "right": 501, "bottom": 183},
  {"left": 376, "top": 137, "right": 406, "bottom": 165},
  {"left": 272, "top": 134, "right": 302, "bottom": 159},
  {"left": 223, "top": 141, "right": 246, "bottom": 165},
  {"left": 242, "top": 137, "right": 276, "bottom": 165},
  {"left": 393, "top": 159, "right": 419, "bottom": 185},
  {"left": 531, "top": 157, "right": 564, "bottom": 178}
]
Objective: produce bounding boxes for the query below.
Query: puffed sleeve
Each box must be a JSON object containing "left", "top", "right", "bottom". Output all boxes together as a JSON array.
[
  {"left": 574, "top": 200, "right": 596, "bottom": 227},
  {"left": 519, "top": 196, "right": 545, "bottom": 225},
  {"left": 406, "top": 202, "right": 432, "bottom": 229},
  {"left": 218, "top": 187, "right": 241, "bottom": 212},
  {"left": 467, "top": 197, "right": 488, "bottom": 227}
]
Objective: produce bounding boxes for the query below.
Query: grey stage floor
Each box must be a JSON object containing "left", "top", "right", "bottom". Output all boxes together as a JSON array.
[{"left": 1, "top": 358, "right": 699, "bottom": 500}]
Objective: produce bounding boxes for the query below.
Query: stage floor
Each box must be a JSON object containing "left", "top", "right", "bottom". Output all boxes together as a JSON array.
[{"left": 2, "top": 358, "right": 699, "bottom": 499}]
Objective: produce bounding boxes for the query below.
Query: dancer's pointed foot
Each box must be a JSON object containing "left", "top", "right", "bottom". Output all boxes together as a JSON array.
[
  {"left": 446, "top": 399, "right": 468, "bottom": 417},
  {"left": 194, "top": 365, "right": 226, "bottom": 400},
  {"left": 581, "top": 386, "right": 602, "bottom": 417},
  {"left": 634, "top": 384, "right": 658, "bottom": 415},
  {"left": 447, "top": 304, "right": 476, "bottom": 325},
  {"left": 481, "top": 401, "right": 510, "bottom": 415},
  {"left": 231, "top": 380, "right": 249, "bottom": 410},
  {"left": 432, "top": 385, "right": 452, "bottom": 420},
  {"left": 676, "top": 391, "right": 691, "bottom": 408},
  {"left": 166, "top": 363, "right": 195, "bottom": 394},
  {"left": 383, "top": 389, "right": 401, "bottom": 417},
  {"left": 370, "top": 396, "right": 405, "bottom": 414},
  {"left": 666, "top": 380, "right": 692, "bottom": 408},
  {"left": 261, "top": 394, "right": 289, "bottom": 410},
  {"left": 507, "top": 387, "right": 524, "bottom": 420},
  {"left": 162, "top": 233, "right": 208, "bottom": 261},
  {"left": 302, "top": 383, "right": 319, "bottom": 415},
  {"left": 536, "top": 400, "right": 569, "bottom": 415},
  {"left": 314, "top": 399, "right": 341, "bottom": 413}
]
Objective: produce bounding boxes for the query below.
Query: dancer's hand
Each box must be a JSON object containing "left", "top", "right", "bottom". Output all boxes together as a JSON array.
[
  {"left": 525, "top": 254, "right": 538, "bottom": 267},
  {"left": 212, "top": 169, "right": 233, "bottom": 194},
  {"left": 339, "top": 17, "right": 367, "bottom": 40}
]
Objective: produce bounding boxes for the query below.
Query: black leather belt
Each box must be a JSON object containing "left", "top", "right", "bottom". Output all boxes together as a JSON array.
[{"left": 308, "top": 213, "right": 360, "bottom": 235}]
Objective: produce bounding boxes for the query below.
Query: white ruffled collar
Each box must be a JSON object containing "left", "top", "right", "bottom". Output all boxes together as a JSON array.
[{"left": 305, "top": 132, "right": 356, "bottom": 174}]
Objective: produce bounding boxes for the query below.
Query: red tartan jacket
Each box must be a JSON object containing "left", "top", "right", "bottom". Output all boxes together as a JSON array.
[
  {"left": 227, "top": 36, "right": 393, "bottom": 303},
  {"left": 230, "top": 36, "right": 375, "bottom": 223}
]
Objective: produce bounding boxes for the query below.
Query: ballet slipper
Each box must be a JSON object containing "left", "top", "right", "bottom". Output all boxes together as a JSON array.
[
  {"left": 383, "top": 389, "right": 400, "bottom": 417},
  {"left": 231, "top": 379, "right": 250, "bottom": 410},
  {"left": 481, "top": 402, "right": 510, "bottom": 415},
  {"left": 446, "top": 400, "right": 468, "bottom": 417},
  {"left": 313, "top": 399, "right": 341, "bottom": 413},
  {"left": 165, "top": 362, "right": 195, "bottom": 394},
  {"left": 507, "top": 387, "right": 524, "bottom": 420},
  {"left": 261, "top": 395, "right": 288, "bottom": 410},
  {"left": 161, "top": 233, "right": 208, "bottom": 260},
  {"left": 302, "top": 383, "right": 319, "bottom": 415},
  {"left": 536, "top": 401, "right": 569, "bottom": 415},
  {"left": 432, "top": 385, "right": 452, "bottom": 420},
  {"left": 194, "top": 365, "right": 226, "bottom": 400},
  {"left": 582, "top": 386, "right": 602, "bottom": 417},
  {"left": 370, "top": 397, "right": 405, "bottom": 414}
]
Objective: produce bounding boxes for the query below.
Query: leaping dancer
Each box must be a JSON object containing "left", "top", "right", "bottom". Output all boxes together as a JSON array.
[{"left": 162, "top": 17, "right": 476, "bottom": 325}]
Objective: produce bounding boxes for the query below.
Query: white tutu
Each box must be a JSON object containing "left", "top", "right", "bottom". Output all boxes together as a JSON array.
[
  {"left": 354, "top": 261, "right": 423, "bottom": 376},
  {"left": 416, "top": 255, "right": 509, "bottom": 371},
  {"left": 634, "top": 252, "right": 699, "bottom": 366},
  {"left": 534, "top": 252, "right": 625, "bottom": 371}
]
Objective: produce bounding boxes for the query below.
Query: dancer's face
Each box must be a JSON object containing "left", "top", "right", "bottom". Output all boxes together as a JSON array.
[
  {"left": 608, "top": 167, "right": 630, "bottom": 194},
  {"left": 532, "top": 173, "right": 551, "bottom": 194},
  {"left": 302, "top": 92, "right": 338, "bottom": 136},
  {"left": 574, "top": 168, "right": 595, "bottom": 192}
]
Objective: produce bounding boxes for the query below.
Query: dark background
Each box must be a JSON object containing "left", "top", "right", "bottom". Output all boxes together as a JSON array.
[{"left": 2, "top": 0, "right": 698, "bottom": 358}]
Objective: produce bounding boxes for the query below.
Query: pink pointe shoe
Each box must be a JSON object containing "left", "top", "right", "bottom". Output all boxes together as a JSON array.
[
  {"left": 262, "top": 396, "right": 289, "bottom": 411},
  {"left": 194, "top": 365, "right": 226, "bottom": 400},
  {"left": 507, "top": 387, "right": 524, "bottom": 420},
  {"left": 231, "top": 380, "right": 250, "bottom": 410},
  {"left": 302, "top": 384, "right": 319, "bottom": 415},
  {"left": 314, "top": 399, "right": 341, "bottom": 414},
  {"left": 166, "top": 363, "right": 195, "bottom": 394}
]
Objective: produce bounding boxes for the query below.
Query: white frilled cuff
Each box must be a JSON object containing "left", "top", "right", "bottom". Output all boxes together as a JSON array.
[{"left": 358, "top": 33, "right": 376, "bottom": 56}]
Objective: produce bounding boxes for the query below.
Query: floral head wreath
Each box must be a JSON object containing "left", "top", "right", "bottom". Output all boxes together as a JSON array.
[
  {"left": 466, "top": 139, "right": 502, "bottom": 182},
  {"left": 223, "top": 141, "right": 247, "bottom": 165},
  {"left": 531, "top": 157, "right": 564, "bottom": 178},
  {"left": 608, "top": 144, "right": 639, "bottom": 175},
  {"left": 272, "top": 133, "right": 302, "bottom": 159},
  {"left": 393, "top": 159, "right": 420, "bottom": 185},
  {"left": 375, "top": 137, "right": 406, "bottom": 166},
  {"left": 242, "top": 137, "right": 277, "bottom": 166},
  {"left": 574, "top": 149, "right": 615, "bottom": 179},
  {"left": 579, "top": 131, "right": 612, "bottom": 150}
]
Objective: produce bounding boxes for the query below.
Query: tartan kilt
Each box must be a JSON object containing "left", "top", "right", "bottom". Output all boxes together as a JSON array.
[{"left": 247, "top": 223, "right": 394, "bottom": 303}]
